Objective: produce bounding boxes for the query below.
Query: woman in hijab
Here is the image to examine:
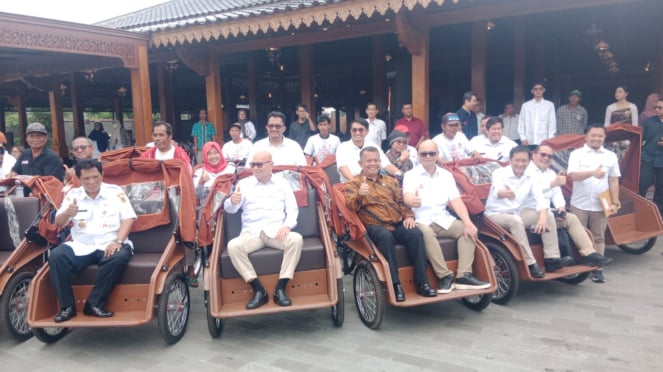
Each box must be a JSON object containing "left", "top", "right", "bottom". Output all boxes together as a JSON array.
[
  {"left": 640, "top": 93, "right": 660, "bottom": 123},
  {"left": 193, "top": 141, "right": 235, "bottom": 204},
  {"left": 88, "top": 122, "right": 110, "bottom": 152}
]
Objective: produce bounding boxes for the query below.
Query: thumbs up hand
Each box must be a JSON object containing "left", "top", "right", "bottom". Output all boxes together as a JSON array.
[
  {"left": 358, "top": 176, "right": 370, "bottom": 196},
  {"left": 411, "top": 188, "right": 422, "bottom": 208},
  {"left": 67, "top": 198, "right": 78, "bottom": 217},
  {"left": 199, "top": 170, "right": 210, "bottom": 185},
  {"left": 499, "top": 184, "right": 516, "bottom": 200},
  {"left": 593, "top": 164, "right": 606, "bottom": 179},
  {"left": 230, "top": 186, "right": 242, "bottom": 204}
]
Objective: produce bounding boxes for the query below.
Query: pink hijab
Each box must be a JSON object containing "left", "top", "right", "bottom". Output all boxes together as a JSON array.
[
  {"left": 640, "top": 93, "right": 660, "bottom": 123},
  {"left": 202, "top": 142, "right": 228, "bottom": 173}
]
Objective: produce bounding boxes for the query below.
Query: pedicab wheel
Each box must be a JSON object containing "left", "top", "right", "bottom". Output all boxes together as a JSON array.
[
  {"left": 618, "top": 237, "right": 657, "bottom": 255},
  {"left": 32, "top": 327, "right": 69, "bottom": 344},
  {"left": 460, "top": 293, "right": 493, "bottom": 311},
  {"left": 0, "top": 272, "right": 34, "bottom": 342},
  {"left": 330, "top": 278, "right": 345, "bottom": 327},
  {"left": 353, "top": 261, "right": 385, "bottom": 330},
  {"left": 157, "top": 273, "right": 190, "bottom": 345},
  {"left": 556, "top": 272, "right": 590, "bottom": 285},
  {"left": 204, "top": 290, "right": 223, "bottom": 338},
  {"left": 486, "top": 242, "right": 519, "bottom": 305}
]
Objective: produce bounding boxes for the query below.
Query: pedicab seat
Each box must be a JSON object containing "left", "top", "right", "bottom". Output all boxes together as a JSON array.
[
  {"left": 0, "top": 197, "right": 41, "bottom": 264},
  {"left": 394, "top": 238, "right": 459, "bottom": 268},
  {"left": 219, "top": 186, "right": 326, "bottom": 279}
]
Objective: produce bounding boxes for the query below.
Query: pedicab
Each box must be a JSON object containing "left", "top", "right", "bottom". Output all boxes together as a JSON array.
[
  {"left": 98, "top": 145, "right": 148, "bottom": 162},
  {"left": 200, "top": 166, "right": 345, "bottom": 337},
  {"left": 26, "top": 158, "right": 196, "bottom": 344},
  {"left": 330, "top": 181, "right": 497, "bottom": 330},
  {"left": 0, "top": 176, "right": 63, "bottom": 341},
  {"left": 446, "top": 158, "right": 603, "bottom": 305},
  {"left": 543, "top": 123, "right": 663, "bottom": 255}
]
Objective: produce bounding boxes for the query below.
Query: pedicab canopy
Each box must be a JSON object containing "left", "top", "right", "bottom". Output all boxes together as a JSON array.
[
  {"left": 441, "top": 158, "right": 504, "bottom": 216},
  {"left": 98, "top": 146, "right": 149, "bottom": 162},
  {"left": 198, "top": 165, "right": 340, "bottom": 247}
]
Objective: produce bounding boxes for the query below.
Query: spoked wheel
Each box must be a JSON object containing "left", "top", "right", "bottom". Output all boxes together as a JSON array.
[
  {"left": 204, "top": 290, "right": 223, "bottom": 338},
  {"left": 556, "top": 271, "right": 590, "bottom": 285},
  {"left": 157, "top": 273, "right": 190, "bottom": 345},
  {"left": 330, "top": 278, "right": 345, "bottom": 327},
  {"left": 353, "top": 261, "right": 385, "bottom": 330},
  {"left": 0, "top": 272, "right": 34, "bottom": 342},
  {"left": 32, "top": 327, "right": 69, "bottom": 344},
  {"left": 486, "top": 242, "right": 519, "bottom": 305},
  {"left": 618, "top": 237, "right": 657, "bottom": 255},
  {"left": 460, "top": 293, "right": 493, "bottom": 311}
]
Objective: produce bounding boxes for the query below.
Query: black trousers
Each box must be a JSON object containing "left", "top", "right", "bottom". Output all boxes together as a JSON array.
[
  {"left": 365, "top": 223, "right": 429, "bottom": 285},
  {"left": 640, "top": 160, "right": 655, "bottom": 197},
  {"left": 49, "top": 243, "right": 132, "bottom": 309}
]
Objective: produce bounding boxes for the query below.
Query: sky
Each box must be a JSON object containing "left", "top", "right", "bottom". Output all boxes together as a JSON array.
[{"left": 1, "top": 0, "right": 169, "bottom": 25}]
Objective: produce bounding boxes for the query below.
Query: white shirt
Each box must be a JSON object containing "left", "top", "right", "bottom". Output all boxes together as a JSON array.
[
  {"left": 336, "top": 140, "right": 391, "bottom": 183},
  {"left": 567, "top": 144, "right": 621, "bottom": 211},
  {"left": 523, "top": 162, "right": 566, "bottom": 210},
  {"left": 518, "top": 98, "right": 556, "bottom": 144},
  {"left": 248, "top": 137, "right": 306, "bottom": 166},
  {"left": 500, "top": 114, "right": 519, "bottom": 140},
  {"left": 0, "top": 155, "right": 16, "bottom": 178},
  {"left": 57, "top": 183, "right": 137, "bottom": 256},
  {"left": 223, "top": 175, "right": 298, "bottom": 238},
  {"left": 155, "top": 146, "right": 175, "bottom": 160},
  {"left": 222, "top": 139, "right": 252, "bottom": 163},
  {"left": 470, "top": 135, "right": 517, "bottom": 161},
  {"left": 303, "top": 133, "right": 341, "bottom": 162},
  {"left": 365, "top": 118, "right": 387, "bottom": 146},
  {"left": 485, "top": 166, "right": 548, "bottom": 216},
  {"left": 433, "top": 132, "right": 472, "bottom": 162},
  {"left": 403, "top": 164, "right": 460, "bottom": 229}
]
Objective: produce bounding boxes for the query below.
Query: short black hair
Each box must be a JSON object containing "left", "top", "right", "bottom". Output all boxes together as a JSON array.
[
  {"left": 486, "top": 117, "right": 503, "bottom": 130},
  {"left": 463, "top": 91, "right": 476, "bottom": 103},
  {"left": 267, "top": 111, "right": 287, "bottom": 125},
  {"left": 533, "top": 144, "right": 553, "bottom": 153},
  {"left": 351, "top": 118, "right": 369, "bottom": 129},
  {"left": 510, "top": 145, "right": 531, "bottom": 160},
  {"left": 359, "top": 146, "right": 379, "bottom": 159},
  {"left": 532, "top": 81, "right": 546, "bottom": 89},
  {"left": 616, "top": 84, "right": 630, "bottom": 94},
  {"left": 75, "top": 159, "right": 103, "bottom": 178},
  {"left": 153, "top": 121, "right": 173, "bottom": 136},
  {"left": 316, "top": 115, "right": 331, "bottom": 125},
  {"left": 295, "top": 104, "right": 308, "bottom": 112},
  {"left": 585, "top": 123, "right": 607, "bottom": 135},
  {"left": 366, "top": 102, "right": 378, "bottom": 110}
]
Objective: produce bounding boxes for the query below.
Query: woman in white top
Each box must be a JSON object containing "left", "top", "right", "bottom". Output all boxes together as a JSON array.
[
  {"left": 193, "top": 142, "right": 236, "bottom": 205},
  {"left": 605, "top": 85, "right": 639, "bottom": 126}
]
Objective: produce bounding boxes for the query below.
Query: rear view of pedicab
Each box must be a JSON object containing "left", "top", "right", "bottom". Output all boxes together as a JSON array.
[
  {"left": 26, "top": 158, "right": 196, "bottom": 344},
  {"left": 200, "top": 166, "right": 344, "bottom": 337}
]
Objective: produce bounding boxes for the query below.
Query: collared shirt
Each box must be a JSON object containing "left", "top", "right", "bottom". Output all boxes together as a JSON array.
[
  {"left": 288, "top": 120, "right": 313, "bottom": 149},
  {"left": 403, "top": 164, "right": 460, "bottom": 229},
  {"left": 433, "top": 132, "right": 472, "bottom": 162},
  {"left": 336, "top": 140, "right": 391, "bottom": 183},
  {"left": 366, "top": 118, "right": 387, "bottom": 146},
  {"left": 303, "top": 133, "right": 341, "bottom": 162},
  {"left": 641, "top": 116, "right": 663, "bottom": 166},
  {"left": 223, "top": 175, "right": 298, "bottom": 238},
  {"left": 469, "top": 135, "right": 517, "bottom": 161},
  {"left": 523, "top": 162, "right": 566, "bottom": 210},
  {"left": 57, "top": 183, "right": 137, "bottom": 256},
  {"left": 395, "top": 117, "right": 427, "bottom": 146},
  {"left": 12, "top": 148, "right": 65, "bottom": 181},
  {"left": 248, "top": 137, "right": 307, "bottom": 166},
  {"left": 457, "top": 108, "right": 478, "bottom": 139},
  {"left": 518, "top": 98, "right": 556, "bottom": 144},
  {"left": 567, "top": 144, "right": 621, "bottom": 211},
  {"left": 556, "top": 104, "right": 588, "bottom": 135},
  {"left": 222, "top": 139, "right": 253, "bottom": 163},
  {"left": 485, "top": 166, "right": 548, "bottom": 215},
  {"left": 345, "top": 173, "right": 412, "bottom": 231},
  {"left": 500, "top": 114, "right": 520, "bottom": 140},
  {"left": 191, "top": 121, "right": 216, "bottom": 143}
]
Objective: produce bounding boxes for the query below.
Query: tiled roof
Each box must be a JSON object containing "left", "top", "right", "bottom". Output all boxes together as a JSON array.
[{"left": 95, "top": 0, "right": 331, "bottom": 32}]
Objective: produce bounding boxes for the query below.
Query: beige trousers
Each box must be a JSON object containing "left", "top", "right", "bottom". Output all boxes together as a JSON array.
[
  {"left": 488, "top": 208, "right": 560, "bottom": 265},
  {"left": 569, "top": 206, "right": 608, "bottom": 255},
  {"left": 227, "top": 230, "right": 303, "bottom": 282},
  {"left": 418, "top": 220, "right": 476, "bottom": 278},
  {"left": 556, "top": 212, "right": 596, "bottom": 257}
]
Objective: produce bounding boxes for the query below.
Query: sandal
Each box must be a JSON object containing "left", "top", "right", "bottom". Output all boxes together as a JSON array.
[{"left": 187, "top": 276, "right": 199, "bottom": 288}]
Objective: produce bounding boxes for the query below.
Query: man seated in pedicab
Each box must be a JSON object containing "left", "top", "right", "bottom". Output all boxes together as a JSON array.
[
  {"left": 224, "top": 151, "right": 303, "bottom": 309},
  {"left": 524, "top": 144, "right": 613, "bottom": 267},
  {"left": 50, "top": 159, "right": 137, "bottom": 322},
  {"left": 345, "top": 146, "right": 437, "bottom": 302},
  {"left": 484, "top": 146, "right": 574, "bottom": 278},
  {"left": 403, "top": 140, "right": 491, "bottom": 294}
]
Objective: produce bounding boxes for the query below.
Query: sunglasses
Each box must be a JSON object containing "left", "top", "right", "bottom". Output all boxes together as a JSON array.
[
  {"left": 267, "top": 124, "right": 284, "bottom": 129},
  {"left": 71, "top": 145, "right": 91, "bottom": 152},
  {"left": 351, "top": 127, "right": 366, "bottom": 133},
  {"left": 249, "top": 161, "right": 272, "bottom": 169},
  {"left": 419, "top": 151, "right": 438, "bottom": 158},
  {"left": 538, "top": 152, "right": 553, "bottom": 159}
]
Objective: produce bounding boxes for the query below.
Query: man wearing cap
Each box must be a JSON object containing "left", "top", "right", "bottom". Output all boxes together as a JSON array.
[
  {"left": 470, "top": 117, "right": 518, "bottom": 162},
  {"left": 223, "top": 122, "right": 253, "bottom": 167},
  {"left": 432, "top": 113, "right": 479, "bottom": 162},
  {"left": 9, "top": 122, "right": 65, "bottom": 182},
  {"left": 556, "top": 90, "right": 588, "bottom": 135},
  {"left": 0, "top": 131, "right": 16, "bottom": 179}
]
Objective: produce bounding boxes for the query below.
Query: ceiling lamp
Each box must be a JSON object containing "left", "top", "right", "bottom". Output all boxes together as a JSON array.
[{"left": 164, "top": 60, "right": 179, "bottom": 72}]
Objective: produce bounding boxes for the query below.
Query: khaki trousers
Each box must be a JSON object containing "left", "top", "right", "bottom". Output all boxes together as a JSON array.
[
  {"left": 569, "top": 206, "right": 608, "bottom": 255},
  {"left": 418, "top": 221, "right": 476, "bottom": 278},
  {"left": 488, "top": 208, "right": 560, "bottom": 265},
  {"left": 556, "top": 212, "right": 596, "bottom": 257},
  {"left": 227, "top": 231, "right": 303, "bottom": 282}
]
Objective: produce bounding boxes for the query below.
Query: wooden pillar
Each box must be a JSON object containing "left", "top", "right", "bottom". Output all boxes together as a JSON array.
[
  {"left": 513, "top": 21, "right": 526, "bottom": 110},
  {"left": 300, "top": 45, "right": 315, "bottom": 120},
  {"left": 205, "top": 54, "right": 224, "bottom": 141},
  {"left": 534, "top": 29, "right": 545, "bottom": 84},
  {"left": 371, "top": 35, "right": 387, "bottom": 113},
  {"left": 49, "top": 78, "right": 68, "bottom": 158},
  {"left": 157, "top": 66, "right": 169, "bottom": 123},
  {"left": 70, "top": 73, "right": 85, "bottom": 138},
  {"left": 411, "top": 31, "right": 430, "bottom": 133},
  {"left": 129, "top": 45, "right": 153, "bottom": 146},
  {"left": 16, "top": 95, "right": 27, "bottom": 146},
  {"left": 471, "top": 21, "right": 488, "bottom": 105},
  {"left": 248, "top": 57, "right": 258, "bottom": 123}
]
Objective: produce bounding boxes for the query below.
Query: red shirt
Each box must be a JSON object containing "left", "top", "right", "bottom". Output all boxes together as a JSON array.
[{"left": 395, "top": 117, "right": 427, "bottom": 147}]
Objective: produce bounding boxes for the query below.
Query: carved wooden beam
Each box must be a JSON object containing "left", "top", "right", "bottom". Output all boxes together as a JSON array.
[
  {"left": 395, "top": 13, "right": 423, "bottom": 56},
  {"left": 175, "top": 47, "right": 210, "bottom": 76}
]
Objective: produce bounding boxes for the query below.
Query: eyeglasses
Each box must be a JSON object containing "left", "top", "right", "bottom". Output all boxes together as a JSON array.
[
  {"left": 538, "top": 152, "right": 553, "bottom": 159},
  {"left": 419, "top": 151, "right": 438, "bottom": 158},
  {"left": 249, "top": 161, "right": 272, "bottom": 168},
  {"left": 351, "top": 127, "right": 366, "bottom": 133},
  {"left": 71, "top": 145, "right": 91, "bottom": 152},
  {"left": 267, "top": 124, "right": 284, "bottom": 129}
]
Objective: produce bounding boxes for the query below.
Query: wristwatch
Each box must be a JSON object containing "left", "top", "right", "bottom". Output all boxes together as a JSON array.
[{"left": 113, "top": 239, "right": 124, "bottom": 245}]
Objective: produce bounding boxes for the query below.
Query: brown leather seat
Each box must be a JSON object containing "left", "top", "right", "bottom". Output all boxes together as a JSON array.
[
  {"left": 219, "top": 185, "right": 326, "bottom": 279},
  {"left": 394, "top": 237, "right": 459, "bottom": 268},
  {"left": 0, "top": 197, "right": 41, "bottom": 263}
]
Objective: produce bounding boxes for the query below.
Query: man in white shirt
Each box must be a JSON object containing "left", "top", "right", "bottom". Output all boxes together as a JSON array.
[
  {"left": 518, "top": 82, "right": 556, "bottom": 147},
  {"left": 49, "top": 159, "right": 137, "bottom": 322},
  {"left": 303, "top": 115, "right": 340, "bottom": 164},
  {"left": 248, "top": 111, "right": 307, "bottom": 166},
  {"left": 223, "top": 123, "right": 253, "bottom": 167},
  {"left": 568, "top": 125, "right": 621, "bottom": 283},
  {"left": 485, "top": 146, "right": 573, "bottom": 278},
  {"left": 336, "top": 118, "right": 400, "bottom": 183},
  {"left": 403, "top": 140, "right": 490, "bottom": 293},
  {"left": 526, "top": 144, "right": 614, "bottom": 267},
  {"left": 224, "top": 151, "right": 303, "bottom": 309},
  {"left": 433, "top": 113, "right": 479, "bottom": 162},
  {"left": 365, "top": 103, "right": 387, "bottom": 147},
  {"left": 471, "top": 117, "right": 517, "bottom": 162},
  {"left": 499, "top": 103, "right": 519, "bottom": 141}
]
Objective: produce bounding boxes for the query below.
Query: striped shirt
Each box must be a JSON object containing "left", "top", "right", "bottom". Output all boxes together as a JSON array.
[{"left": 345, "top": 173, "right": 414, "bottom": 231}]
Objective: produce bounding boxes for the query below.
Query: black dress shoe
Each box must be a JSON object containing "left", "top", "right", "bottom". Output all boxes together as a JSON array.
[
  {"left": 246, "top": 289, "right": 268, "bottom": 309},
  {"left": 273, "top": 288, "right": 292, "bottom": 307},
  {"left": 54, "top": 306, "right": 76, "bottom": 323},
  {"left": 394, "top": 284, "right": 405, "bottom": 302},
  {"left": 416, "top": 283, "right": 437, "bottom": 297},
  {"left": 529, "top": 263, "right": 545, "bottom": 278},
  {"left": 83, "top": 302, "right": 114, "bottom": 318}
]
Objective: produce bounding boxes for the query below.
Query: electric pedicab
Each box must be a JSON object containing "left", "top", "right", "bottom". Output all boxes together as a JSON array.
[
  {"left": 26, "top": 158, "right": 197, "bottom": 344},
  {"left": 200, "top": 166, "right": 345, "bottom": 337},
  {"left": 543, "top": 123, "right": 663, "bottom": 255},
  {"left": 330, "top": 181, "right": 497, "bottom": 330},
  {"left": 0, "top": 176, "right": 63, "bottom": 341}
]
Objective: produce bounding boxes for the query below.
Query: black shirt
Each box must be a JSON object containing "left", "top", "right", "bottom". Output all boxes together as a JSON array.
[
  {"left": 457, "top": 108, "right": 478, "bottom": 139},
  {"left": 642, "top": 116, "right": 663, "bottom": 167},
  {"left": 11, "top": 148, "right": 65, "bottom": 181}
]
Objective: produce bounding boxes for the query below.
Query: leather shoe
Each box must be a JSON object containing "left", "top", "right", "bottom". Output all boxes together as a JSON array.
[
  {"left": 246, "top": 289, "right": 268, "bottom": 309},
  {"left": 416, "top": 283, "right": 437, "bottom": 297},
  {"left": 529, "top": 263, "right": 545, "bottom": 278},
  {"left": 54, "top": 306, "right": 76, "bottom": 323},
  {"left": 273, "top": 288, "right": 292, "bottom": 307},
  {"left": 394, "top": 284, "right": 405, "bottom": 302},
  {"left": 83, "top": 302, "right": 114, "bottom": 318}
]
